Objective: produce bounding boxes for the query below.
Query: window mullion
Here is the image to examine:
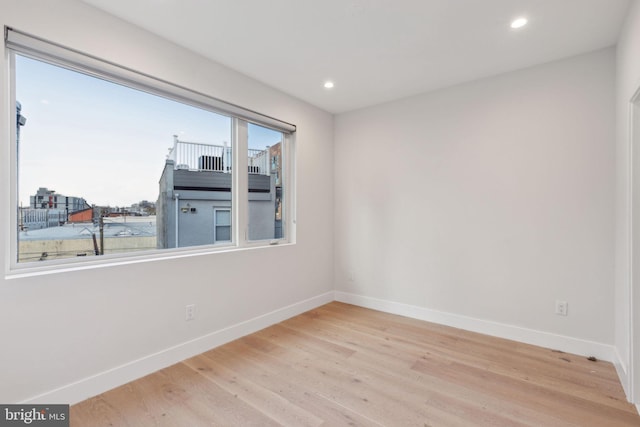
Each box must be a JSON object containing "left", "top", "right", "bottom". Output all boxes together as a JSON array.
[{"left": 234, "top": 119, "right": 249, "bottom": 246}]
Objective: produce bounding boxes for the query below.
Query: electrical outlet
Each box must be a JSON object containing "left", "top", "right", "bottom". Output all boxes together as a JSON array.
[
  {"left": 555, "top": 300, "right": 568, "bottom": 316},
  {"left": 185, "top": 304, "right": 196, "bottom": 321}
]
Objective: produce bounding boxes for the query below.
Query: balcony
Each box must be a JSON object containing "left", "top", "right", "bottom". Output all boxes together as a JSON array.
[{"left": 167, "top": 136, "right": 270, "bottom": 176}]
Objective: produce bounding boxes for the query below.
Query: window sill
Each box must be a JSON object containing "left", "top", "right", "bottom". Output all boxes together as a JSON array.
[{"left": 5, "top": 241, "right": 294, "bottom": 280}]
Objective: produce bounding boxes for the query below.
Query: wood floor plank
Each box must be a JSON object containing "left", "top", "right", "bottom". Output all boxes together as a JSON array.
[
  {"left": 280, "top": 312, "right": 579, "bottom": 426},
  {"left": 205, "top": 344, "right": 385, "bottom": 427},
  {"left": 234, "top": 329, "right": 471, "bottom": 426},
  {"left": 289, "top": 307, "right": 633, "bottom": 414},
  {"left": 183, "top": 354, "right": 325, "bottom": 427},
  {"left": 310, "top": 304, "right": 631, "bottom": 406},
  {"left": 71, "top": 302, "right": 640, "bottom": 426}
]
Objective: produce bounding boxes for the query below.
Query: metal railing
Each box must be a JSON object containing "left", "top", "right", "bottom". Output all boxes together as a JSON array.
[{"left": 168, "top": 137, "right": 270, "bottom": 175}]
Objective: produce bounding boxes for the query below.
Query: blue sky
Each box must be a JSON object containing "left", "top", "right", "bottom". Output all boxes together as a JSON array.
[{"left": 16, "top": 55, "right": 282, "bottom": 207}]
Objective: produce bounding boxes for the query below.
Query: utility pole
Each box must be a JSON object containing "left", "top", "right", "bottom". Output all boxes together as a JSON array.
[
  {"left": 99, "top": 215, "right": 104, "bottom": 255},
  {"left": 92, "top": 233, "right": 99, "bottom": 256}
]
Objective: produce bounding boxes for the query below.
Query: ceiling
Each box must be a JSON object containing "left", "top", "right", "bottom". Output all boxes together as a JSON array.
[{"left": 81, "top": 0, "right": 630, "bottom": 114}]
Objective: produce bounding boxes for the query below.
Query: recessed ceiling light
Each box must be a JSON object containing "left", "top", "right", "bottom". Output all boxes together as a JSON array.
[
  {"left": 510, "top": 17, "right": 528, "bottom": 29},
  {"left": 324, "top": 81, "right": 334, "bottom": 89}
]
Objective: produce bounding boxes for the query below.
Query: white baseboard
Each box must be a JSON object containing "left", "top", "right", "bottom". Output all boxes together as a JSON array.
[
  {"left": 21, "top": 291, "right": 335, "bottom": 405},
  {"left": 335, "top": 291, "right": 615, "bottom": 362},
  {"left": 21, "top": 290, "right": 625, "bottom": 407},
  {"left": 613, "top": 345, "right": 632, "bottom": 400}
]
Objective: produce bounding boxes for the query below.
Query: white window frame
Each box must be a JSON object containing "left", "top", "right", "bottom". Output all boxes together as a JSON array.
[
  {"left": 5, "top": 27, "right": 296, "bottom": 276},
  {"left": 243, "top": 121, "right": 289, "bottom": 244}
]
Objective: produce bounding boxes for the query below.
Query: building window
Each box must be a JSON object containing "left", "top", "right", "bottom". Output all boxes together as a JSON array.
[
  {"left": 6, "top": 28, "right": 295, "bottom": 269},
  {"left": 214, "top": 209, "right": 231, "bottom": 243}
]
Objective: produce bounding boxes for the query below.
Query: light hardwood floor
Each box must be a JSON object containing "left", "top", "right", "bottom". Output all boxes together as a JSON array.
[{"left": 71, "top": 302, "right": 640, "bottom": 426}]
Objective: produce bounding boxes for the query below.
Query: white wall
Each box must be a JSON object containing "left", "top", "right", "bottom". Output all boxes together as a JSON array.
[
  {"left": 617, "top": 0, "right": 640, "bottom": 404},
  {"left": 335, "top": 48, "right": 616, "bottom": 355},
  {"left": 0, "top": 0, "right": 334, "bottom": 403}
]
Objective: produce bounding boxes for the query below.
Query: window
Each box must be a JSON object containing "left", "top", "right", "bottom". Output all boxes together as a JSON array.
[
  {"left": 247, "top": 123, "right": 285, "bottom": 241},
  {"left": 214, "top": 209, "right": 231, "bottom": 243},
  {"left": 7, "top": 28, "right": 295, "bottom": 268}
]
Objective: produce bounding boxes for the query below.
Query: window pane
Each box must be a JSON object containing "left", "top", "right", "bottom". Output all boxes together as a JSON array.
[
  {"left": 15, "top": 54, "right": 232, "bottom": 262},
  {"left": 215, "top": 209, "right": 231, "bottom": 226},
  {"left": 247, "top": 123, "right": 284, "bottom": 241},
  {"left": 215, "top": 226, "right": 231, "bottom": 242}
]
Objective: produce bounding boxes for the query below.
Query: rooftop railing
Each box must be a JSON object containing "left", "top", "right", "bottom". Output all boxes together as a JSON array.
[{"left": 167, "top": 137, "right": 270, "bottom": 176}]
